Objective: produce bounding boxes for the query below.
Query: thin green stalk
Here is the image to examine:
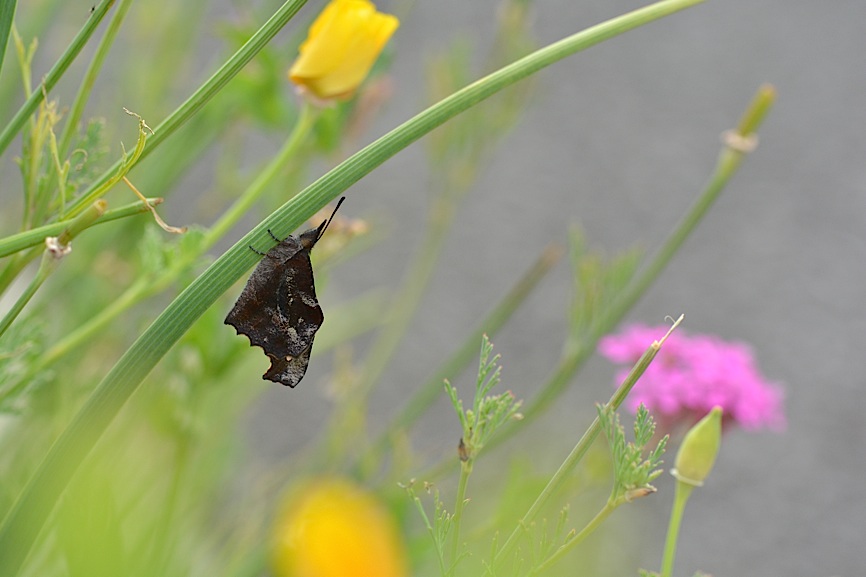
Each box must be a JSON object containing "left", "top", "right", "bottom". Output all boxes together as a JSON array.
[
  {"left": 0, "top": 198, "right": 161, "bottom": 258},
  {"left": 0, "top": 201, "right": 106, "bottom": 339},
  {"left": 57, "top": 0, "right": 134, "bottom": 158},
  {"left": 659, "top": 481, "right": 693, "bottom": 577},
  {"left": 492, "top": 318, "right": 682, "bottom": 570},
  {"left": 0, "top": 249, "right": 37, "bottom": 301},
  {"left": 409, "top": 489, "right": 449, "bottom": 577},
  {"left": 0, "top": 0, "right": 115, "bottom": 157},
  {"left": 0, "top": 255, "right": 53, "bottom": 338},
  {"left": 450, "top": 459, "right": 473, "bottom": 572},
  {"left": 0, "top": 2, "right": 703, "bottom": 573},
  {"left": 357, "top": 244, "right": 562, "bottom": 475},
  {"left": 63, "top": 0, "right": 309, "bottom": 219},
  {"left": 531, "top": 500, "right": 617, "bottom": 575}
]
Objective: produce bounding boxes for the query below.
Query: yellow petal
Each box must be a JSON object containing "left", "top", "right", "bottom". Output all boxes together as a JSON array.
[{"left": 289, "top": 0, "right": 399, "bottom": 100}]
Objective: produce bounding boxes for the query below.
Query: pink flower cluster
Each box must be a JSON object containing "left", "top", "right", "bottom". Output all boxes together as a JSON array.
[{"left": 598, "top": 324, "right": 785, "bottom": 431}]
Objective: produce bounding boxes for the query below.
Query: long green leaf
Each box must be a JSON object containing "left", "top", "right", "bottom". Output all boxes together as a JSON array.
[
  {"left": 0, "top": 1, "right": 703, "bottom": 573},
  {"left": 0, "top": 0, "right": 16, "bottom": 80}
]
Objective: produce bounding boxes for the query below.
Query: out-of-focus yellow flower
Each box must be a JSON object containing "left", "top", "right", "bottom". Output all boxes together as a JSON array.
[
  {"left": 272, "top": 477, "right": 408, "bottom": 577},
  {"left": 288, "top": 0, "right": 399, "bottom": 100}
]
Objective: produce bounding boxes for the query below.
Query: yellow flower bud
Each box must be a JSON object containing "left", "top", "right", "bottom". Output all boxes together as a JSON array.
[
  {"left": 289, "top": 0, "right": 399, "bottom": 100},
  {"left": 272, "top": 477, "right": 408, "bottom": 577},
  {"left": 671, "top": 406, "right": 723, "bottom": 487}
]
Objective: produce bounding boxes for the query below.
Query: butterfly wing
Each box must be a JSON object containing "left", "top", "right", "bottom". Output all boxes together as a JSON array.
[
  {"left": 275, "top": 248, "right": 323, "bottom": 353},
  {"left": 263, "top": 337, "right": 314, "bottom": 388},
  {"left": 225, "top": 236, "right": 324, "bottom": 387},
  {"left": 225, "top": 252, "right": 289, "bottom": 356}
]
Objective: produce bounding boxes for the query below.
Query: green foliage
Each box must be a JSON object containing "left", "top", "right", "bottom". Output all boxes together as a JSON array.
[
  {"left": 0, "top": 0, "right": 769, "bottom": 576},
  {"left": 598, "top": 404, "right": 667, "bottom": 505},
  {"left": 444, "top": 335, "right": 522, "bottom": 461},
  {"left": 405, "top": 481, "right": 456, "bottom": 576}
]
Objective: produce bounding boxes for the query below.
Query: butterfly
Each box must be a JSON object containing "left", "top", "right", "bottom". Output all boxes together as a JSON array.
[{"left": 225, "top": 198, "right": 345, "bottom": 387}]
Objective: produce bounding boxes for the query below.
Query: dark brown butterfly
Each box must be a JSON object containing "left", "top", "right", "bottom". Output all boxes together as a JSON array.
[{"left": 225, "top": 198, "right": 345, "bottom": 387}]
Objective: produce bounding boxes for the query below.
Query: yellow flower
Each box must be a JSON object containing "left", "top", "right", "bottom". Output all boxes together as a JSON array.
[
  {"left": 272, "top": 477, "right": 408, "bottom": 577},
  {"left": 289, "top": 0, "right": 399, "bottom": 100}
]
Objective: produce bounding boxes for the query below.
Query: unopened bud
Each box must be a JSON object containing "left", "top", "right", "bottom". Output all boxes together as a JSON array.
[{"left": 671, "top": 406, "right": 722, "bottom": 487}]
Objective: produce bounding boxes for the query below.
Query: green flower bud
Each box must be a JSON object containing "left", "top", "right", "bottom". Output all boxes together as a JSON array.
[{"left": 671, "top": 406, "right": 722, "bottom": 486}]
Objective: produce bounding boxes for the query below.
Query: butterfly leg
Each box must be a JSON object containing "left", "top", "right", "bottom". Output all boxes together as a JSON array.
[{"left": 267, "top": 228, "right": 282, "bottom": 242}]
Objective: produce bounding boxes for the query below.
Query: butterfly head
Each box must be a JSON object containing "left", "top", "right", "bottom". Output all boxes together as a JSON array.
[{"left": 300, "top": 196, "right": 346, "bottom": 251}]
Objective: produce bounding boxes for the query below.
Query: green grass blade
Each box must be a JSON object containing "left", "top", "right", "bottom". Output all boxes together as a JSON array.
[{"left": 0, "top": 0, "right": 16, "bottom": 80}]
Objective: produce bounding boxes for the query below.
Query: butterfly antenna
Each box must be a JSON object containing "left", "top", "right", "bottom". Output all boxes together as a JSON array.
[{"left": 317, "top": 196, "right": 346, "bottom": 240}]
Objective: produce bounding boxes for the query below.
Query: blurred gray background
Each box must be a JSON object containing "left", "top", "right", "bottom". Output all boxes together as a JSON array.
[{"left": 240, "top": 0, "right": 866, "bottom": 575}]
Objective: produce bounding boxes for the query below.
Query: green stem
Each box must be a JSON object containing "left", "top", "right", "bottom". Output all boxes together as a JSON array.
[
  {"left": 0, "top": 0, "right": 114, "bottom": 157},
  {"left": 0, "top": 201, "right": 106, "bottom": 339},
  {"left": 449, "top": 459, "right": 473, "bottom": 573},
  {"left": 0, "top": 254, "right": 54, "bottom": 338},
  {"left": 0, "top": 198, "right": 159, "bottom": 258},
  {"left": 62, "top": 0, "right": 309, "bottom": 219},
  {"left": 0, "top": 2, "right": 703, "bottom": 573},
  {"left": 493, "top": 319, "right": 682, "bottom": 570},
  {"left": 0, "top": 249, "right": 37, "bottom": 299},
  {"left": 736, "top": 83, "right": 775, "bottom": 136},
  {"left": 531, "top": 500, "right": 617, "bottom": 575},
  {"left": 409, "top": 490, "right": 449, "bottom": 577},
  {"left": 659, "top": 481, "right": 694, "bottom": 577}
]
